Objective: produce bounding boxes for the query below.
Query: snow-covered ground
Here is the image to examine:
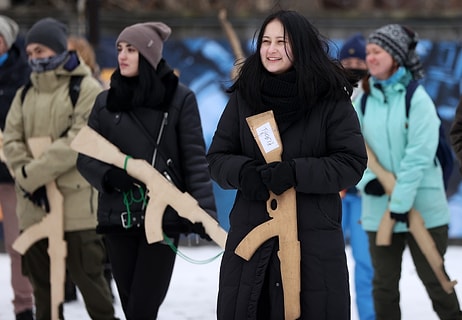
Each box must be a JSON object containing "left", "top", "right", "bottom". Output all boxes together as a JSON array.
[{"left": 1, "top": 244, "right": 461, "bottom": 320}]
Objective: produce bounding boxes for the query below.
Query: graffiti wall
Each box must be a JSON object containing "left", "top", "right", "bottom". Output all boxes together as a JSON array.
[{"left": 96, "top": 36, "right": 462, "bottom": 237}]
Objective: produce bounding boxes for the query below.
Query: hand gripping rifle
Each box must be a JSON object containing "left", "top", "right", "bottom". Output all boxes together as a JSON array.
[
  {"left": 367, "top": 143, "right": 457, "bottom": 294},
  {"left": 70, "top": 125, "right": 227, "bottom": 249},
  {"left": 234, "top": 111, "right": 301, "bottom": 320},
  {"left": 12, "top": 137, "right": 66, "bottom": 320}
]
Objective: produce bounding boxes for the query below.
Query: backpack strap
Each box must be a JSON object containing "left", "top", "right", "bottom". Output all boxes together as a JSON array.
[
  {"left": 68, "top": 75, "right": 83, "bottom": 107},
  {"left": 20, "top": 80, "right": 33, "bottom": 105},
  {"left": 20, "top": 75, "right": 83, "bottom": 107},
  {"left": 360, "top": 92, "right": 369, "bottom": 115},
  {"left": 404, "top": 80, "right": 419, "bottom": 118}
]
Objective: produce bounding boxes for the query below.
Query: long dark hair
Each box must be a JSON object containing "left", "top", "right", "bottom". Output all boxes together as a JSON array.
[
  {"left": 132, "top": 55, "right": 165, "bottom": 108},
  {"left": 231, "top": 10, "right": 353, "bottom": 111}
]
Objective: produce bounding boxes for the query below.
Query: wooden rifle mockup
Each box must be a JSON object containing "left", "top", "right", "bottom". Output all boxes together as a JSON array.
[
  {"left": 367, "top": 143, "right": 457, "bottom": 294},
  {"left": 218, "top": 8, "right": 245, "bottom": 80},
  {"left": 13, "top": 137, "right": 66, "bottom": 320},
  {"left": 70, "top": 125, "right": 227, "bottom": 249},
  {"left": 234, "top": 111, "right": 301, "bottom": 320}
]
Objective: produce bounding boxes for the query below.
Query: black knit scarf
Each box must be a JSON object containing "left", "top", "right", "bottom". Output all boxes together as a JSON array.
[
  {"left": 106, "top": 59, "right": 178, "bottom": 112},
  {"left": 261, "top": 70, "right": 303, "bottom": 131}
]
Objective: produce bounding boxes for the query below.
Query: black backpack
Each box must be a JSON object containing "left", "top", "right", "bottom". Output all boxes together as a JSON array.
[
  {"left": 20, "top": 75, "right": 83, "bottom": 107},
  {"left": 360, "top": 80, "right": 454, "bottom": 190}
]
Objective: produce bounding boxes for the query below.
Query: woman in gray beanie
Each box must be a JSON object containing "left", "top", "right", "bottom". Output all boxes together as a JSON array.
[
  {"left": 354, "top": 24, "right": 462, "bottom": 319},
  {"left": 76, "top": 21, "right": 217, "bottom": 319}
]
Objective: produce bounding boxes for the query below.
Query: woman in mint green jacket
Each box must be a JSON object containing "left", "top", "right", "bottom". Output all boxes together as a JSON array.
[{"left": 353, "top": 24, "right": 462, "bottom": 320}]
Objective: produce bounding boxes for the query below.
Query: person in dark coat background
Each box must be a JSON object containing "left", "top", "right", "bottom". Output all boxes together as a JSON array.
[
  {"left": 207, "top": 10, "right": 367, "bottom": 320},
  {"left": 0, "top": 14, "right": 34, "bottom": 320},
  {"left": 76, "top": 21, "right": 217, "bottom": 319}
]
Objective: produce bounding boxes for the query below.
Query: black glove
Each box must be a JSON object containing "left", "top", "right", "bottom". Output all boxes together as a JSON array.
[
  {"left": 23, "top": 185, "right": 50, "bottom": 213},
  {"left": 258, "top": 161, "right": 296, "bottom": 195},
  {"left": 104, "top": 167, "right": 138, "bottom": 192},
  {"left": 364, "top": 178, "right": 385, "bottom": 196},
  {"left": 239, "top": 160, "right": 269, "bottom": 201},
  {"left": 190, "top": 222, "right": 212, "bottom": 241},
  {"left": 390, "top": 211, "right": 409, "bottom": 228}
]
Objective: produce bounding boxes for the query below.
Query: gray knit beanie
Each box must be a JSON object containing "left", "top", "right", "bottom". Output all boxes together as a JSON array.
[
  {"left": 368, "top": 24, "right": 424, "bottom": 80},
  {"left": 116, "top": 22, "right": 171, "bottom": 70},
  {"left": 25, "top": 17, "right": 68, "bottom": 54},
  {"left": 0, "top": 15, "right": 18, "bottom": 50}
]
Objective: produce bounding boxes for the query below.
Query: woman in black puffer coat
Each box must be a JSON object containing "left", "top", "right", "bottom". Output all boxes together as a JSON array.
[
  {"left": 207, "top": 10, "right": 367, "bottom": 320},
  {"left": 76, "top": 22, "right": 217, "bottom": 319}
]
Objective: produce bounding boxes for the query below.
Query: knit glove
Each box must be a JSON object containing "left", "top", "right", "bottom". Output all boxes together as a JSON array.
[
  {"left": 239, "top": 160, "right": 269, "bottom": 201},
  {"left": 364, "top": 178, "right": 385, "bottom": 196},
  {"left": 258, "top": 161, "right": 296, "bottom": 195},
  {"left": 22, "top": 185, "right": 50, "bottom": 213},
  {"left": 104, "top": 167, "right": 138, "bottom": 193},
  {"left": 390, "top": 211, "right": 409, "bottom": 228}
]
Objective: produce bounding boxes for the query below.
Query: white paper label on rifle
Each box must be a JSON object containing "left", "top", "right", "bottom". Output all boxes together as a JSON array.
[{"left": 256, "top": 122, "right": 279, "bottom": 154}]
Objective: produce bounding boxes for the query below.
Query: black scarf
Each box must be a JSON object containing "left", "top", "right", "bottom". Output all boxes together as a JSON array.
[
  {"left": 106, "top": 59, "right": 178, "bottom": 112},
  {"left": 261, "top": 70, "right": 303, "bottom": 131}
]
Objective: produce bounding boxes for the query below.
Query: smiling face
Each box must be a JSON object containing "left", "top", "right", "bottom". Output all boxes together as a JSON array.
[
  {"left": 117, "top": 41, "right": 139, "bottom": 77},
  {"left": 366, "top": 43, "right": 398, "bottom": 80},
  {"left": 259, "top": 19, "right": 293, "bottom": 75}
]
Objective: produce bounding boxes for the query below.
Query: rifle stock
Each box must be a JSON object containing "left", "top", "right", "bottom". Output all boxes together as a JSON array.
[
  {"left": 12, "top": 136, "right": 66, "bottom": 320},
  {"left": 71, "top": 126, "right": 227, "bottom": 249}
]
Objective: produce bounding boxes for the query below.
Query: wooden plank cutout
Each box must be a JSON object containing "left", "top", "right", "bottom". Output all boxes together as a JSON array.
[
  {"left": 70, "top": 126, "right": 227, "bottom": 249},
  {"left": 13, "top": 137, "right": 66, "bottom": 320},
  {"left": 408, "top": 208, "right": 457, "bottom": 294},
  {"left": 367, "top": 143, "right": 457, "bottom": 293},
  {"left": 234, "top": 110, "right": 301, "bottom": 320}
]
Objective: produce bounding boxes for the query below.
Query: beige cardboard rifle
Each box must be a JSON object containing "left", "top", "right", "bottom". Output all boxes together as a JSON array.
[
  {"left": 234, "top": 111, "right": 301, "bottom": 320},
  {"left": 367, "top": 143, "right": 457, "bottom": 294},
  {"left": 70, "top": 125, "right": 227, "bottom": 249},
  {"left": 218, "top": 8, "right": 245, "bottom": 80},
  {"left": 12, "top": 137, "right": 66, "bottom": 320}
]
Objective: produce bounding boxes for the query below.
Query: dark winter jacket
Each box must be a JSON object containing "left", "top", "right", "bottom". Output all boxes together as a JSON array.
[
  {"left": 77, "top": 79, "right": 217, "bottom": 235},
  {"left": 0, "top": 42, "right": 30, "bottom": 183},
  {"left": 207, "top": 91, "right": 367, "bottom": 319}
]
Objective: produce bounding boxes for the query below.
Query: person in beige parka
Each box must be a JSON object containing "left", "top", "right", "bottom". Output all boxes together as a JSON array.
[{"left": 3, "top": 17, "right": 117, "bottom": 320}]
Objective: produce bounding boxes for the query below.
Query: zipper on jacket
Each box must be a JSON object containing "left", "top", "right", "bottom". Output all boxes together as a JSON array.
[{"left": 151, "top": 112, "right": 169, "bottom": 167}]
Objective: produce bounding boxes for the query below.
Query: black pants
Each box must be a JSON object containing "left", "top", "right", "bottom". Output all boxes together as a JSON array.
[
  {"left": 22, "top": 230, "right": 115, "bottom": 320},
  {"left": 367, "top": 226, "right": 462, "bottom": 320},
  {"left": 104, "top": 232, "right": 178, "bottom": 320}
]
